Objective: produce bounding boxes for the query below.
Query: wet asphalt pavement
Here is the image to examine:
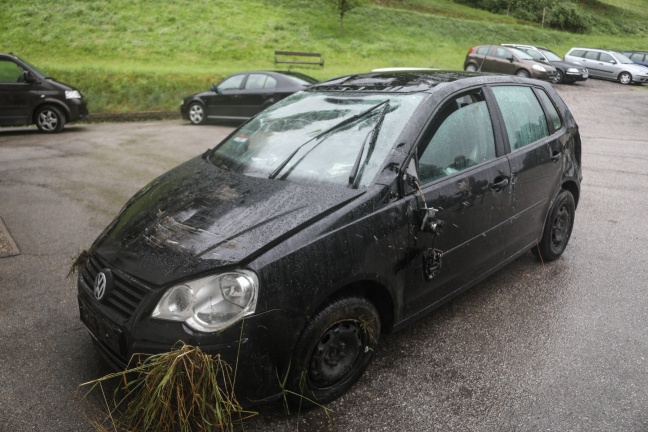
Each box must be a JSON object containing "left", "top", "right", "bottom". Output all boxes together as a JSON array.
[{"left": 1, "top": 79, "right": 647, "bottom": 431}]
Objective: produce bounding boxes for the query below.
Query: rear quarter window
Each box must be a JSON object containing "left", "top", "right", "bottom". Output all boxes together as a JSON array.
[{"left": 569, "top": 49, "right": 586, "bottom": 58}]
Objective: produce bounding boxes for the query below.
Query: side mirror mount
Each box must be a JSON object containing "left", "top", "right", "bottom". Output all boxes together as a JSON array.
[
  {"left": 508, "top": 56, "right": 515, "bottom": 63},
  {"left": 21, "top": 71, "right": 36, "bottom": 84}
]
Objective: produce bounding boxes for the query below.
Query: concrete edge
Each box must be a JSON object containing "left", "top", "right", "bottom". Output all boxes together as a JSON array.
[
  {"left": 82, "top": 111, "right": 181, "bottom": 124},
  {"left": 0, "top": 216, "right": 20, "bottom": 258}
]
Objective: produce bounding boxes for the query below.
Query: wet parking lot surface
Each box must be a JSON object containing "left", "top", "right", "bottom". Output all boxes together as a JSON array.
[{"left": 1, "top": 79, "right": 647, "bottom": 431}]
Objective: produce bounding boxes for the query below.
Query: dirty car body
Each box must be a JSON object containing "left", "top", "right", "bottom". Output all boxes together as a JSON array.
[{"left": 78, "top": 71, "right": 582, "bottom": 406}]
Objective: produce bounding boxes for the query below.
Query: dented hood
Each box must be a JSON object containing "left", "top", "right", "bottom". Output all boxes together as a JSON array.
[{"left": 94, "top": 156, "right": 364, "bottom": 286}]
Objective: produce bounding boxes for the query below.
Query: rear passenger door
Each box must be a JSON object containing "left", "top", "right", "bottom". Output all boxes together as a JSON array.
[
  {"left": 238, "top": 73, "right": 278, "bottom": 118},
  {"left": 489, "top": 84, "right": 564, "bottom": 256},
  {"left": 404, "top": 88, "right": 512, "bottom": 318}
]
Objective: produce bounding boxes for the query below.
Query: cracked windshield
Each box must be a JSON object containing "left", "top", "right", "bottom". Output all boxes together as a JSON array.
[{"left": 210, "top": 91, "right": 425, "bottom": 187}]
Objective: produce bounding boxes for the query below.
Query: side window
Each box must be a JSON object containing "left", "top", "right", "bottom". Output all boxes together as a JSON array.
[
  {"left": 535, "top": 89, "right": 562, "bottom": 132},
  {"left": 599, "top": 53, "right": 614, "bottom": 63},
  {"left": 584, "top": 51, "right": 599, "bottom": 60},
  {"left": 245, "top": 74, "right": 268, "bottom": 90},
  {"left": 417, "top": 91, "right": 497, "bottom": 184},
  {"left": 491, "top": 86, "right": 549, "bottom": 151},
  {"left": 263, "top": 76, "right": 277, "bottom": 89},
  {"left": 476, "top": 46, "right": 489, "bottom": 55},
  {"left": 570, "top": 50, "right": 586, "bottom": 58},
  {"left": 218, "top": 74, "right": 245, "bottom": 91},
  {"left": 630, "top": 53, "right": 642, "bottom": 61},
  {"left": 495, "top": 48, "right": 511, "bottom": 59},
  {"left": 0, "top": 60, "right": 24, "bottom": 83}
]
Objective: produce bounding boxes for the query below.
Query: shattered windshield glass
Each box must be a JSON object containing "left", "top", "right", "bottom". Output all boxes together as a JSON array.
[{"left": 209, "top": 91, "right": 425, "bottom": 187}]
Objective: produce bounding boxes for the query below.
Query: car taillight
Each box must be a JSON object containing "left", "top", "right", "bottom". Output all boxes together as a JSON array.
[{"left": 467, "top": 46, "right": 477, "bottom": 55}]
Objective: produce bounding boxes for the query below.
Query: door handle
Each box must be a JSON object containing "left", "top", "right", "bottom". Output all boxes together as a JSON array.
[
  {"left": 491, "top": 176, "right": 509, "bottom": 192},
  {"left": 551, "top": 150, "right": 562, "bottom": 162}
]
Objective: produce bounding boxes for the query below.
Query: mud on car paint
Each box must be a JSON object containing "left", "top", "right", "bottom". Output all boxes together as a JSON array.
[{"left": 78, "top": 71, "right": 582, "bottom": 406}]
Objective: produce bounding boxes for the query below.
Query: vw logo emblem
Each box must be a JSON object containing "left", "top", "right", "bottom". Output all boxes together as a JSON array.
[{"left": 93, "top": 269, "right": 112, "bottom": 301}]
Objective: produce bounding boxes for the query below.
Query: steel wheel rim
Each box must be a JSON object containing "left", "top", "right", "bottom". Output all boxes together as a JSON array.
[
  {"left": 38, "top": 110, "right": 58, "bottom": 131},
  {"left": 308, "top": 320, "right": 364, "bottom": 388},
  {"left": 551, "top": 205, "right": 570, "bottom": 248},
  {"left": 189, "top": 105, "right": 204, "bottom": 123}
]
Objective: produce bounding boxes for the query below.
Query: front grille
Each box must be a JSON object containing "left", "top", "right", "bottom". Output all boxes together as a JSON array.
[{"left": 81, "top": 253, "right": 151, "bottom": 321}]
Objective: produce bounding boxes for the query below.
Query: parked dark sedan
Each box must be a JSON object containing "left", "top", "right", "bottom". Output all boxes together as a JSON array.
[
  {"left": 622, "top": 51, "right": 648, "bottom": 68},
  {"left": 0, "top": 52, "right": 88, "bottom": 132},
  {"left": 502, "top": 44, "right": 589, "bottom": 84},
  {"left": 180, "top": 70, "right": 317, "bottom": 124},
  {"left": 464, "top": 45, "right": 558, "bottom": 81},
  {"left": 79, "top": 71, "right": 582, "bottom": 407}
]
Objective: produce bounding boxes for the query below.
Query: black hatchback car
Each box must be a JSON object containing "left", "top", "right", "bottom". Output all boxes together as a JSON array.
[
  {"left": 0, "top": 53, "right": 88, "bottom": 132},
  {"left": 180, "top": 70, "right": 317, "bottom": 124},
  {"left": 79, "top": 71, "right": 582, "bottom": 406}
]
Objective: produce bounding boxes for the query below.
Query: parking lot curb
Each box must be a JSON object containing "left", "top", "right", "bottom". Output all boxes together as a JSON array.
[
  {"left": 83, "top": 111, "right": 181, "bottom": 124},
  {"left": 0, "top": 216, "right": 19, "bottom": 258}
]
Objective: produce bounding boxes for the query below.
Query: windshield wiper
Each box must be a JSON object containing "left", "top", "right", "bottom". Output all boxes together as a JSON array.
[
  {"left": 348, "top": 102, "right": 390, "bottom": 188},
  {"left": 268, "top": 100, "right": 389, "bottom": 180}
]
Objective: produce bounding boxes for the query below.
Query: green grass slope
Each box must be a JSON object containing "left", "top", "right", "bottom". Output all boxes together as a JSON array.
[{"left": 1, "top": 0, "right": 645, "bottom": 113}]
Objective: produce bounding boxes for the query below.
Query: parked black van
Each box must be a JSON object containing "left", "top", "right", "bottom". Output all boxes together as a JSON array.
[{"left": 0, "top": 53, "right": 88, "bottom": 133}]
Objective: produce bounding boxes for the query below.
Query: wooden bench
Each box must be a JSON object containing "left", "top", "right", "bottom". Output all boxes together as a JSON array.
[{"left": 274, "top": 50, "right": 324, "bottom": 67}]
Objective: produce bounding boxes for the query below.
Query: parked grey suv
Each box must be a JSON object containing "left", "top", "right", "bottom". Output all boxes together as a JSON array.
[
  {"left": 564, "top": 48, "right": 648, "bottom": 85},
  {"left": 502, "top": 44, "right": 588, "bottom": 84}
]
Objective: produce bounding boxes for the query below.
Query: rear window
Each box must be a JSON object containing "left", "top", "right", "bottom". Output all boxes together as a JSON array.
[{"left": 491, "top": 86, "right": 549, "bottom": 151}]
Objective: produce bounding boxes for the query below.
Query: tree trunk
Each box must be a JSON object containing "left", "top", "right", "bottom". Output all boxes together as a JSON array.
[{"left": 339, "top": 12, "right": 344, "bottom": 31}]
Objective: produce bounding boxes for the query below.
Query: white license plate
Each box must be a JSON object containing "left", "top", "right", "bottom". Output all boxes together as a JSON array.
[{"left": 583, "top": 73, "right": 589, "bottom": 78}]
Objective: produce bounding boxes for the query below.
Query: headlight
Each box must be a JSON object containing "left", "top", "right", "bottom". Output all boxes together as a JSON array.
[
  {"left": 65, "top": 90, "right": 82, "bottom": 99},
  {"left": 152, "top": 270, "right": 258, "bottom": 332},
  {"left": 567, "top": 68, "right": 579, "bottom": 73},
  {"left": 532, "top": 65, "right": 547, "bottom": 72}
]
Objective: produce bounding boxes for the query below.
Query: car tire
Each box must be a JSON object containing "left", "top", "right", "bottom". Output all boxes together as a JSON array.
[
  {"left": 465, "top": 64, "right": 478, "bottom": 72},
  {"left": 187, "top": 102, "right": 206, "bottom": 125},
  {"left": 532, "top": 190, "right": 575, "bottom": 262},
  {"left": 554, "top": 70, "right": 564, "bottom": 84},
  {"left": 618, "top": 72, "right": 632, "bottom": 85},
  {"left": 287, "top": 296, "right": 380, "bottom": 407},
  {"left": 515, "top": 69, "right": 530, "bottom": 78},
  {"left": 35, "top": 105, "right": 65, "bottom": 133}
]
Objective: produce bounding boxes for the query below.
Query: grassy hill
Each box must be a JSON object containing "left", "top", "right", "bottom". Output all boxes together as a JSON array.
[{"left": 1, "top": 0, "right": 645, "bottom": 113}]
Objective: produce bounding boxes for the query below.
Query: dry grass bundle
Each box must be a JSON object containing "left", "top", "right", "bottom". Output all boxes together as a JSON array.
[{"left": 77, "top": 343, "right": 256, "bottom": 432}]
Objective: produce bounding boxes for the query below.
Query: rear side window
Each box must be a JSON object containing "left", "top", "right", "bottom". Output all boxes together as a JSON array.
[
  {"left": 584, "top": 51, "right": 599, "bottom": 60},
  {"left": 476, "top": 46, "right": 489, "bottom": 55},
  {"left": 418, "top": 90, "right": 496, "bottom": 184},
  {"left": 569, "top": 49, "right": 586, "bottom": 58},
  {"left": 599, "top": 53, "right": 613, "bottom": 63},
  {"left": 0, "top": 60, "right": 24, "bottom": 83},
  {"left": 535, "top": 89, "right": 562, "bottom": 132},
  {"left": 491, "top": 86, "right": 549, "bottom": 151}
]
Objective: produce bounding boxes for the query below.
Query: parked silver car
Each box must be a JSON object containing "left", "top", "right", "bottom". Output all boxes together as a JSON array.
[{"left": 564, "top": 47, "right": 648, "bottom": 85}]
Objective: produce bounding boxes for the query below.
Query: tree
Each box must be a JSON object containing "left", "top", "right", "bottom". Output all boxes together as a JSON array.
[{"left": 329, "top": 0, "right": 365, "bottom": 32}]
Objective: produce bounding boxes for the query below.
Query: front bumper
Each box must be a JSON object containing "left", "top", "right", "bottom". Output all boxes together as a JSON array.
[
  {"left": 77, "top": 266, "right": 306, "bottom": 406},
  {"left": 67, "top": 98, "right": 89, "bottom": 122}
]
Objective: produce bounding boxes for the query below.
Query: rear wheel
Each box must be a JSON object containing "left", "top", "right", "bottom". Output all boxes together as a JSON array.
[
  {"left": 35, "top": 105, "right": 65, "bottom": 133},
  {"left": 532, "top": 190, "right": 575, "bottom": 261},
  {"left": 465, "top": 64, "right": 477, "bottom": 72},
  {"left": 287, "top": 296, "right": 380, "bottom": 407},
  {"left": 515, "top": 69, "right": 530, "bottom": 78},
  {"left": 618, "top": 72, "right": 632, "bottom": 85}
]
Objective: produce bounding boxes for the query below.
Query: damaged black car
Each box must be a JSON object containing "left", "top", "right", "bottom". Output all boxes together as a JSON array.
[{"left": 78, "top": 71, "right": 582, "bottom": 406}]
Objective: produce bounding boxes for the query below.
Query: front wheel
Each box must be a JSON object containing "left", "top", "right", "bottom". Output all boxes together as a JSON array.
[
  {"left": 554, "top": 70, "right": 564, "bottom": 84},
  {"left": 287, "top": 296, "right": 380, "bottom": 406},
  {"left": 35, "top": 105, "right": 65, "bottom": 133},
  {"left": 532, "top": 190, "right": 575, "bottom": 261},
  {"left": 515, "top": 69, "right": 530, "bottom": 78},
  {"left": 618, "top": 72, "right": 632, "bottom": 85},
  {"left": 187, "top": 102, "right": 206, "bottom": 125}
]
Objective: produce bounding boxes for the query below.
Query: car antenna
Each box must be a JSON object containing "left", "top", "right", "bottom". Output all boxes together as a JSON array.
[{"left": 477, "top": 37, "right": 496, "bottom": 72}]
